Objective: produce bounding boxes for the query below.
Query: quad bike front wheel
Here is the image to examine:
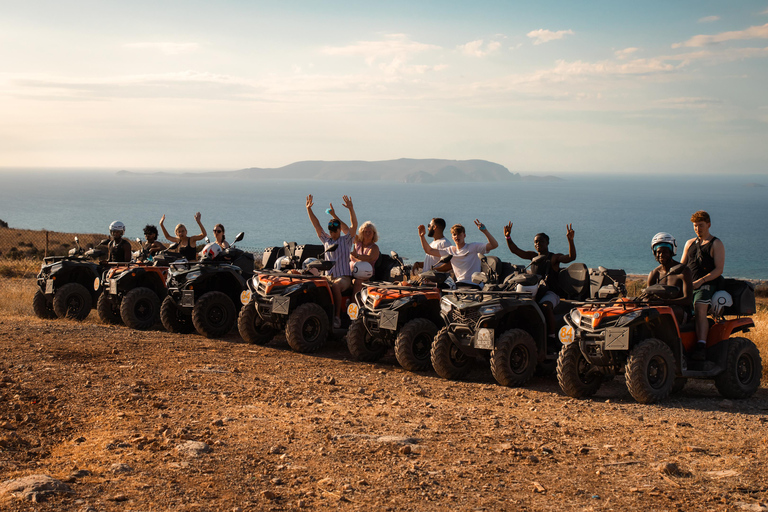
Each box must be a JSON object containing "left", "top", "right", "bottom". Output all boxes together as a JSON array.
[
  {"left": 625, "top": 338, "right": 675, "bottom": 404},
  {"left": 714, "top": 337, "right": 762, "bottom": 399},
  {"left": 121, "top": 287, "right": 161, "bottom": 330},
  {"left": 556, "top": 342, "right": 604, "bottom": 398},
  {"left": 160, "top": 295, "right": 195, "bottom": 334},
  {"left": 491, "top": 328, "right": 537, "bottom": 387},
  {"left": 52, "top": 283, "right": 92, "bottom": 321},
  {"left": 97, "top": 293, "right": 122, "bottom": 325},
  {"left": 192, "top": 291, "right": 237, "bottom": 339},
  {"left": 346, "top": 318, "right": 387, "bottom": 362},
  {"left": 238, "top": 302, "right": 277, "bottom": 345},
  {"left": 395, "top": 318, "right": 438, "bottom": 371},
  {"left": 431, "top": 327, "right": 472, "bottom": 380},
  {"left": 285, "top": 302, "right": 329, "bottom": 353},
  {"left": 32, "top": 290, "right": 57, "bottom": 319}
]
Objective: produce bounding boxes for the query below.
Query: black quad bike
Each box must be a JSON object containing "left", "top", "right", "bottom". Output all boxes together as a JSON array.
[
  {"left": 556, "top": 271, "right": 761, "bottom": 404},
  {"left": 96, "top": 240, "right": 183, "bottom": 330},
  {"left": 33, "top": 237, "right": 106, "bottom": 320},
  {"left": 161, "top": 232, "right": 254, "bottom": 338},
  {"left": 345, "top": 253, "right": 454, "bottom": 371},
  {"left": 432, "top": 258, "right": 625, "bottom": 387}
]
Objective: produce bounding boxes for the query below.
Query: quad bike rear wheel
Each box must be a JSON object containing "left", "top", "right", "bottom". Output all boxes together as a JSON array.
[
  {"left": 395, "top": 318, "right": 438, "bottom": 371},
  {"left": 625, "top": 338, "right": 675, "bottom": 404},
  {"left": 53, "top": 283, "right": 92, "bottom": 321},
  {"left": 32, "top": 290, "right": 56, "bottom": 319},
  {"left": 431, "top": 327, "right": 472, "bottom": 380},
  {"left": 346, "top": 318, "right": 387, "bottom": 362},
  {"left": 491, "top": 328, "right": 537, "bottom": 387},
  {"left": 556, "top": 342, "right": 604, "bottom": 398},
  {"left": 286, "top": 302, "right": 329, "bottom": 353},
  {"left": 238, "top": 302, "right": 277, "bottom": 345},
  {"left": 121, "top": 287, "right": 160, "bottom": 330},
  {"left": 160, "top": 295, "right": 195, "bottom": 334},
  {"left": 714, "top": 337, "right": 762, "bottom": 399},
  {"left": 192, "top": 291, "right": 237, "bottom": 339},
  {"left": 97, "top": 293, "right": 122, "bottom": 325}
]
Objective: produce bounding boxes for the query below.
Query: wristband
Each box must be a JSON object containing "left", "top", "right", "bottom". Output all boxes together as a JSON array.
[
  {"left": 505, "top": 235, "right": 511, "bottom": 240},
  {"left": 479, "top": 224, "right": 486, "bottom": 231}
]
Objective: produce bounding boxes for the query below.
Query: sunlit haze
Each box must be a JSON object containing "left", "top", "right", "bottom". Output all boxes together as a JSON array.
[{"left": 2, "top": 1, "right": 767, "bottom": 174}]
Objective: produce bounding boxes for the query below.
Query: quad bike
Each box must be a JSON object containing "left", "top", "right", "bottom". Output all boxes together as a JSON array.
[
  {"left": 161, "top": 232, "right": 254, "bottom": 338},
  {"left": 556, "top": 268, "right": 761, "bottom": 404},
  {"left": 33, "top": 237, "right": 106, "bottom": 320},
  {"left": 345, "top": 253, "right": 455, "bottom": 371},
  {"left": 238, "top": 242, "right": 405, "bottom": 352},
  {"left": 433, "top": 258, "right": 625, "bottom": 387},
  {"left": 96, "top": 239, "right": 183, "bottom": 330}
]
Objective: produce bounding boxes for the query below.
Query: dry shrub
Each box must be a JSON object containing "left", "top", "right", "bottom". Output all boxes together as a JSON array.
[
  {"left": 744, "top": 303, "right": 768, "bottom": 381},
  {"left": 0, "top": 277, "right": 36, "bottom": 317},
  {"left": 0, "top": 257, "right": 41, "bottom": 278}
]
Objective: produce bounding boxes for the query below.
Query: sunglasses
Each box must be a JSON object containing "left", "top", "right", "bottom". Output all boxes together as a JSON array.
[{"left": 214, "top": 230, "right": 222, "bottom": 233}]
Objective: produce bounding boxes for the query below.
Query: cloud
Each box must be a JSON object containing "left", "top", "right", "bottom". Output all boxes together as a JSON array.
[
  {"left": 673, "top": 23, "right": 768, "bottom": 47},
  {"left": 123, "top": 42, "right": 200, "bottom": 55},
  {"left": 654, "top": 97, "right": 723, "bottom": 109},
  {"left": 526, "top": 29, "right": 574, "bottom": 45},
  {"left": 698, "top": 15, "right": 720, "bottom": 23},
  {"left": 321, "top": 34, "right": 439, "bottom": 65},
  {"left": 614, "top": 47, "right": 639, "bottom": 59},
  {"left": 458, "top": 39, "right": 502, "bottom": 57}
]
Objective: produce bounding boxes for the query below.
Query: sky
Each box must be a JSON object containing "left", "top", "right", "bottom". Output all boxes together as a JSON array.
[{"left": 1, "top": 1, "right": 767, "bottom": 175}]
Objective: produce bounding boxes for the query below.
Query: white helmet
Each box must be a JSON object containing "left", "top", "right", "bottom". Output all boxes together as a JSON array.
[
  {"left": 302, "top": 258, "right": 321, "bottom": 276},
  {"left": 200, "top": 243, "right": 222, "bottom": 261},
  {"left": 710, "top": 290, "right": 733, "bottom": 316},
  {"left": 109, "top": 221, "right": 125, "bottom": 234},
  {"left": 274, "top": 256, "right": 291, "bottom": 271},
  {"left": 651, "top": 232, "right": 677, "bottom": 256},
  {"left": 352, "top": 261, "right": 373, "bottom": 280}
]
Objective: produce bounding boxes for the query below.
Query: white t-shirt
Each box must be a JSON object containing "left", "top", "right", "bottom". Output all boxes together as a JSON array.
[
  {"left": 444, "top": 242, "right": 489, "bottom": 284},
  {"left": 423, "top": 237, "right": 451, "bottom": 271}
]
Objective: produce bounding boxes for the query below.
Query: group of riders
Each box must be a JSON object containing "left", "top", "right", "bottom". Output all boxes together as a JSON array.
[{"left": 97, "top": 202, "right": 724, "bottom": 360}]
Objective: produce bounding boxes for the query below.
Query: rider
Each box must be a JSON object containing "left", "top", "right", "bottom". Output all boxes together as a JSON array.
[
  {"left": 142, "top": 225, "right": 166, "bottom": 258},
  {"left": 413, "top": 217, "right": 451, "bottom": 277},
  {"left": 647, "top": 232, "right": 693, "bottom": 325},
  {"left": 213, "top": 223, "right": 230, "bottom": 249},
  {"left": 680, "top": 210, "right": 725, "bottom": 361},
  {"left": 98, "top": 221, "right": 132, "bottom": 263},
  {"left": 350, "top": 221, "right": 380, "bottom": 295},
  {"left": 503, "top": 221, "right": 576, "bottom": 338},
  {"left": 419, "top": 220, "right": 498, "bottom": 286},
  {"left": 306, "top": 194, "right": 358, "bottom": 329},
  {"left": 159, "top": 212, "right": 207, "bottom": 261}
]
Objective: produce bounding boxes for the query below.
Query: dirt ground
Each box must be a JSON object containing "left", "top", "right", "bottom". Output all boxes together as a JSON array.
[{"left": 1, "top": 314, "right": 767, "bottom": 512}]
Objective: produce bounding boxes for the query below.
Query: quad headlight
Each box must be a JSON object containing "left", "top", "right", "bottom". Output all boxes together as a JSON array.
[
  {"left": 283, "top": 283, "right": 303, "bottom": 295},
  {"left": 570, "top": 309, "right": 582, "bottom": 325},
  {"left": 478, "top": 304, "right": 503, "bottom": 316},
  {"left": 615, "top": 310, "right": 641, "bottom": 327},
  {"left": 440, "top": 297, "right": 453, "bottom": 314},
  {"left": 390, "top": 297, "right": 414, "bottom": 310},
  {"left": 360, "top": 288, "right": 369, "bottom": 305},
  {"left": 185, "top": 271, "right": 201, "bottom": 281}
]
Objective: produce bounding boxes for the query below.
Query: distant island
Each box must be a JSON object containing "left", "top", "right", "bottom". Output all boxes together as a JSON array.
[{"left": 117, "top": 159, "right": 562, "bottom": 183}]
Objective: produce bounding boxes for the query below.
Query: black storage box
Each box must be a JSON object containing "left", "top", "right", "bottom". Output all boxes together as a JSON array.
[
  {"left": 294, "top": 244, "right": 325, "bottom": 264},
  {"left": 233, "top": 252, "right": 255, "bottom": 277},
  {"left": 262, "top": 246, "right": 284, "bottom": 269},
  {"left": 721, "top": 278, "right": 756, "bottom": 316},
  {"left": 589, "top": 268, "right": 626, "bottom": 298}
]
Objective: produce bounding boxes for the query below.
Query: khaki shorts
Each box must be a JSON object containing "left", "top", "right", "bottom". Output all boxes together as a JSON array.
[{"left": 327, "top": 275, "right": 352, "bottom": 292}]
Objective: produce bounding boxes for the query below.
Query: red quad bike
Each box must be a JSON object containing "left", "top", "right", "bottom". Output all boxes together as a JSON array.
[
  {"left": 345, "top": 253, "right": 454, "bottom": 371},
  {"left": 557, "top": 269, "right": 761, "bottom": 404}
]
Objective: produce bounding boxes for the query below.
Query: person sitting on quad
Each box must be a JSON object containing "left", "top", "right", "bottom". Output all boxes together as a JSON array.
[
  {"left": 412, "top": 217, "right": 451, "bottom": 278},
  {"left": 680, "top": 210, "right": 725, "bottom": 361},
  {"left": 419, "top": 220, "right": 498, "bottom": 287},
  {"left": 97, "top": 221, "right": 132, "bottom": 263},
  {"left": 159, "top": 212, "right": 207, "bottom": 261},
  {"left": 306, "top": 194, "right": 358, "bottom": 329},
  {"left": 503, "top": 221, "right": 575, "bottom": 338},
  {"left": 141, "top": 224, "right": 166, "bottom": 258},
  {"left": 212, "top": 223, "right": 230, "bottom": 249},
  {"left": 647, "top": 232, "right": 693, "bottom": 324},
  {"left": 350, "top": 221, "right": 380, "bottom": 295}
]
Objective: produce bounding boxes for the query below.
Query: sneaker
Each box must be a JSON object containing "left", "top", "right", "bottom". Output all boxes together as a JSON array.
[
  {"left": 333, "top": 316, "right": 341, "bottom": 329},
  {"left": 691, "top": 343, "right": 707, "bottom": 361}
]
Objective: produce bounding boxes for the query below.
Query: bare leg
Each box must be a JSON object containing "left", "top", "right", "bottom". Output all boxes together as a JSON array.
[
  {"left": 694, "top": 302, "right": 710, "bottom": 343},
  {"left": 332, "top": 281, "right": 344, "bottom": 319},
  {"left": 352, "top": 278, "right": 365, "bottom": 296},
  {"left": 540, "top": 302, "right": 556, "bottom": 336}
]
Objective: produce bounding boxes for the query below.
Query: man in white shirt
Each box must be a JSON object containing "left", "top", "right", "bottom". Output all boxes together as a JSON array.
[
  {"left": 418, "top": 220, "right": 498, "bottom": 285},
  {"left": 418, "top": 218, "right": 451, "bottom": 274}
]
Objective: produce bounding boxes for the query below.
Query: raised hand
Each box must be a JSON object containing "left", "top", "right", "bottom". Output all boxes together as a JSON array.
[
  {"left": 328, "top": 203, "right": 336, "bottom": 217},
  {"left": 306, "top": 194, "right": 314, "bottom": 209},
  {"left": 418, "top": 224, "right": 426, "bottom": 237},
  {"left": 160, "top": 214, "right": 166, "bottom": 225},
  {"left": 474, "top": 219, "right": 486, "bottom": 231},
  {"left": 194, "top": 212, "right": 202, "bottom": 222},
  {"left": 342, "top": 195, "right": 353, "bottom": 209},
  {"left": 503, "top": 221, "right": 513, "bottom": 238},
  {"left": 566, "top": 223, "right": 575, "bottom": 241}
]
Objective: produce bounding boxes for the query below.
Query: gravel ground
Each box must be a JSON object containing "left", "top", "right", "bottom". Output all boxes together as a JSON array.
[{"left": 1, "top": 315, "right": 767, "bottom": 511}]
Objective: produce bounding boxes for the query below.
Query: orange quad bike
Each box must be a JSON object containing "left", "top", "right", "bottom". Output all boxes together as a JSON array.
[
  {"left": 557, "top": 274, "right": 761, "bottom": 404},
  {"left": 345, "top": 253, "right": 452, "bottom": 371}
]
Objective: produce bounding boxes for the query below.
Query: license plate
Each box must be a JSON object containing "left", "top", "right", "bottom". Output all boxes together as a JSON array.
[
  {"left": 558, "top": 325, "right": 575, "bottom": 345},
  {"left": 379, "top": 310, "right": 398, "bottom": 331},
  {"left": 604, "top": 328, "right": 629, "bottom": 350},
  {"left": 347, "top": 302, "right": 359, "bottom": 320},
  {"left": 45, "top": 279, "right": 54, "bottom": 294},
  {"left": 271, "top": 296, "right": 290, "bottom": 315},
  {"left": 475, "top": 328, "right": 494, "bottom": 350},
  {"left": 181, "top": 290, "right": 195, "bottom": 308},
  {"left": 109, "top": 279, "right": 118, "bottom": 295}
]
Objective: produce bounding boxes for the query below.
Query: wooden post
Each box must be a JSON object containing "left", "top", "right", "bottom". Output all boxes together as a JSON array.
[{"left": 45, "top": 231, "right": 49, "bottom": 258}]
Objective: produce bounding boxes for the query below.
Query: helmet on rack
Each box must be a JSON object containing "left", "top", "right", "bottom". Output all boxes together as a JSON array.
[
  {"left": 651, "top": 232, "right": 677, "bottom": 256},
  {"left": 302, "top": 257, "right": 321, "bottom": 276},
  {"left": 274, "top": 256, "right": 291, "bottom": 271},
  {"left": 352, "top": 261, "right": 373, "bottom": 280},
  {"left": 200, "top": 243, "right": 222, "bottom": 261},
  {"left": 109, "top": 221, "right": 126, "bottom": 234}
]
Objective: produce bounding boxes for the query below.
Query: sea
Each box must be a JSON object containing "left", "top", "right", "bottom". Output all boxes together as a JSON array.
[{"left": 1, "top": 170, "right": 766, "bottom": 280}]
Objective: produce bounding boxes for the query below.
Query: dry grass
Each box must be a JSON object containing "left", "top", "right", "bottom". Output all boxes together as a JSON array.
[{"left": 0, "top": 277, "right": 36, "bottom": 317}]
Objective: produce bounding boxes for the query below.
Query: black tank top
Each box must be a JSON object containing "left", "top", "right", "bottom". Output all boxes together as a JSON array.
[
  {"left": 108, "top": 238, "right": 131, "bottom": 263},
  {"left": 178, "top": 240, "right": 197, "bottom": 261},
  {"left": 685, "top": 237, "right": 719, "bottom": 281},
  {"left": 530, "top": 252, "right": 561, "bottom": 295}
]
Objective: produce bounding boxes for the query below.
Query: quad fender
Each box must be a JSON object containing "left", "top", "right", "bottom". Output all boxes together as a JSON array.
[
  {"left": 57, "top": 262, "right": 102, "bottom": 300},
  {"left": 494, "top": 304, "right": 547, "bottom": 358},
  {"left": 115, "top": 267, "right": 167, "bottom": 296},
  {"left": 296, "top": 283, "right": 334, "bottom": 320},
  {"left": 709, "top": 318, "right": 755, "bottom": 346},
  {"left": 192, "top": 271, "right": 248, "bottom": 309}
]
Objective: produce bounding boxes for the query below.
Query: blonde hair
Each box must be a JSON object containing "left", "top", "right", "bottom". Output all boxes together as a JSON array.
[
  {"left": 355, "top": 221, "right": 379, "bottom": 244},
  {"left": 175, "top": 223, "right": 187, "bottom": 236}
]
